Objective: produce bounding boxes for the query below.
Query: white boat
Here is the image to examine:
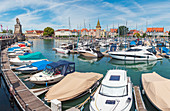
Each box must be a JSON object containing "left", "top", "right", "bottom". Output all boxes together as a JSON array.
[
  {"left": 108, "top": 46, "right": 161, "bottom": 61},
  {"left": 78, "top": 47, "right": 103, "bottom": 58},
  {"left": 90, "top": 69, "right": 133, "bottom": 111},
  {"left": 15, "top": 60, "right": 51, "bottom": 74},
  {"left": 10, "top": 52, "right": 47, "bottom": 66},
  {"left": 29, "top": 60, "right": 75, "bottom": 84},
  {"left": 53, "top": 43, "right": 70, "bottom": 54}
]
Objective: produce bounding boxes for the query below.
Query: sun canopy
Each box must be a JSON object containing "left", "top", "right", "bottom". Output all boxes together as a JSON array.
[
  {"left": 47, "top": 60, "right": 75, "bottom": 76},
  {"left": 142, "top": 72, "right": 170, "bottom": 111},
  {"left": 18, "top": 52, "right": 47, "bottom": 60},
  {"left": 31, "top": 60, "right": 52, "bottom": 71},
  {"left": 45, "top": 72, "right": 103, "bottom": 101}
]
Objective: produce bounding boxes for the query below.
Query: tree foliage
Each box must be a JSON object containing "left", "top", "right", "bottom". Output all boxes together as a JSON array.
[
  {"left": 118, "top": 26, "right": 128, "bottom": 37},
  {"left": 168, "top": 31, "right": 170, "bottom": 37},
  {"left": 8, "top": 29, "right": 13, "bottom": 34},
  {"left": 43, "top": 27, "right": 54, "bottom": 36},
  {"left": 133, "top": 33, "right": 140, "bottom": 37},
  {"left": 2, "top": 30, "right": 7, "bottom": 33},
  {"left": 143, "top": 33, "right": 147, "bottom": 38}
]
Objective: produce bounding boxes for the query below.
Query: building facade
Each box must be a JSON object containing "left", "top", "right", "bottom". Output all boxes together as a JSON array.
[
  {"left": 146, "top": 27, "right": 164, "bottom": 36},
  {"left": 25, "top": 30, "right": 44, "bottom": 37},
  {"left": 96, "top": 19, "right": 101, "bottom": 38}
]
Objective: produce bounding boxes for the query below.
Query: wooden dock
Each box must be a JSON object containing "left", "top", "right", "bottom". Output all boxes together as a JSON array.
[
  {"left": 1, "top": 48, "right": 51, "bottom": 111},
  {"left": 133, "top": 86, "right": 147, "bottom": 111}
]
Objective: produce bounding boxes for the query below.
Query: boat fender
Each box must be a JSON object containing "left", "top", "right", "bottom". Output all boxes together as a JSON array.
[
  {"left": 9, "top": 85, "right": 15, "bottom": 96},
  {"left": 126, "top": 97, "right": 131, "bottom": 103},
  {"left": 142, "top": 89, "right": 145, "bottom": 95}
]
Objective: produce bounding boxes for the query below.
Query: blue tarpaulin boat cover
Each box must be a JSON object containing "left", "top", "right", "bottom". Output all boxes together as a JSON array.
[
  {"left": 159, "top": 47, "right": 169, "bottom": 54},
  {"left": 19, "top": 52, "right": 47, "bottom": 60},
  {"left": 47, "top": 60, "right": 75, "bottom": 76},
  {"left": 8, "top": 47, "right": 20, "bottom": 52},
  {"left": 31, "top": 60, "right": 52, "bottom": 71},
  {"left": 130, "top": 41, "right": 136, "bottom": 46}
]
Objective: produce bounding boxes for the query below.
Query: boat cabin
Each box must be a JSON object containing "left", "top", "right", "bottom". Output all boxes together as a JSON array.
[{"left": 43, "top": 60, "right": 75, "bottom": 76}]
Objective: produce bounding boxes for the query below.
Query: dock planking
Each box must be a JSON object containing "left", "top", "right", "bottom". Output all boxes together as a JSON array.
[
  {"left": 133, "top": 86, "right": 147, "bottom": 111},
  {"left": 1, "top": 48, "right": 51, "bottom": 111}
]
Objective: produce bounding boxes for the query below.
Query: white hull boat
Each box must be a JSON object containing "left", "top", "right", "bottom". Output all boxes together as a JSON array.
[
  {"left": 108, "top": 46, "right": 161, "bottom": 61},
  {"left": 90, "top": 69, "right": 133, "bottom": 111},
  {"left": 29, "top": 60, "right": 75, "bottom": 85}
]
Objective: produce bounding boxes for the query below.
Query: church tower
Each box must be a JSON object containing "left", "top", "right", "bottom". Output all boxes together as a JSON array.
[{"left": 96, "top": 19, "right": 101, "bottom": 38}]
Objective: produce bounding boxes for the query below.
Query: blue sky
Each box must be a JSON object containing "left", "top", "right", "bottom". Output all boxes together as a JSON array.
[{"left": 0, "top": 0, "right": 170, "bottom": 32}]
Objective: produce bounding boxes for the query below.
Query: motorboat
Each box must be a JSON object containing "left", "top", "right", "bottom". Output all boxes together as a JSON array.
[
  {"left": 142, "top": 72, "right": 170, "bottom": 111},
  {"left": 108, "top": 46, "right": 161, "bottom": 61},
  {"left": 8, "top": 48, "right": 31, "bottom": 58},
  {"left": 90, "top": 69, "right": 133, "bottom": 111},
  {"left": 78, "top": 47, "right": 104, "bottom": 58},
  {"left": 45, "top": 72, "right": 103, "bottom": 102},
  {"left": 9, "top": 52, "right": 47, "bottom": 66},
  {"left": 15, "top": 60, "right": 51, "bottom": 74},
  {"left": 29, "top": 60, "right": 75, "bottom": 84},
  {"left": 7, "top": 47, "right": 21, "bottom": 53},
  {"left": 53, "top": 43, "right": 71, "bottom": 54}
]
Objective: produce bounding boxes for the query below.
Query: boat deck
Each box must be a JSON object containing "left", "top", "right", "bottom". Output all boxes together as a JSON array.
[
  {"left": 1, "top": 48, "right": 51, "bottom": 111},
  {"left": 133, "top": 86, "right": 147, "bottom": 111}
]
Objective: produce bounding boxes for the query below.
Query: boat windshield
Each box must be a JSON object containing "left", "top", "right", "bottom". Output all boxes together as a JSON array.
[
  {"left": 42, "top": 65, "right": 54, "bottom": 76},
  {"left": 99, "top": 85, "right": 128, "bottom": 97}
]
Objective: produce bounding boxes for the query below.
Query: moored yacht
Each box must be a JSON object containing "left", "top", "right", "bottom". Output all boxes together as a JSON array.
[
  {"left": 78, "top": 47, "right": 104, "bottom": 58},
  {"left": 29, "top": 60, "right": 75, "bottom": 84},
  {"left": 108, "top": 46, "right": 161, "bottom": 61},
  {"left": 90, "top": 69, "right": 133, "bottom": 111},
  {"left": 53, "top": 43, "right": 71, "bottom": 54}
]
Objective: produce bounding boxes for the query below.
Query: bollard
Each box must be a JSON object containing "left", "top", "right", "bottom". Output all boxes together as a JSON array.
[{"left": 51, "top": 99, "right": 62, "bottom": 111}]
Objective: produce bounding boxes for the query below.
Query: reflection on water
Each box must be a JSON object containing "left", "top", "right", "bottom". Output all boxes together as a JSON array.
[
  {"left": 109, "top": 59, "right": 158, "bottom": 71},
  {"left": 77, "top": 55, "right": 102, "bottom": 64},
  {"left": 24, "top": 39, "right": 170, "bottom": 111}
]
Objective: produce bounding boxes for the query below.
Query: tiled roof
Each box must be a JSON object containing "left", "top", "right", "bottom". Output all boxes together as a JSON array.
[
  {"left": 89, "top": 29, "right": 96, "bottom": 32},
  {"left": 56, "top": 29, "right": 71, "bottom": 31},
  {"left": 146, "top": 28, "right": 164, "bottom": 32},
  {"left": 81, "top": 28, "right": 89, "bottom": 32},
  {"left": 35, "top": 30, "right": 44, "bottom": 33},
  {"left": 110, "top": 29, "right": 118, "bottom": 33}
]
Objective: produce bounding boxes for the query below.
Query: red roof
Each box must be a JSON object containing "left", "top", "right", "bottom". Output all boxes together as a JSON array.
[
  {"left": 81, "top": 28, "right": 89, "bottom": 32},
  {"left": 166, "top": 31, "right": 169, "bottom": 33},
  {"left": 146, "top": 28, "right": 164, "bottom": 32},
  {"left": 26, "top": 30, "right": 34, "bottom": 33},
  {"left": 56, "top": 29, "right": 71, "bottom": 31},
  {"left": 110, "top": 29, "right": 118, "bottom": 33},
  {"left": 89, "top": 29, "right": 96, "bottom": 32},
  {"left": 35, "top": 30, "right": 44, "bottom": 33},
  {"left": 72, "top": 29, "right": 77, "bottom": 32}
]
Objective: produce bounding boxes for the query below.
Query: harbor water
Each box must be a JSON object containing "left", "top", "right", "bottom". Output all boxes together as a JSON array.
[{"left": 1, "top": 39, "right": 170, "bottom": 111}]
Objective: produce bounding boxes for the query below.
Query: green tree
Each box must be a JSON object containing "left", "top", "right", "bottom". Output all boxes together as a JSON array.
[
  {"left": 133, "top": 33, "right": 140, "bottom": 37},
  {"left": 43, "top": 27, "right": 54, "bottom": 36},
  {"left": 8, "top": 29, "right": 13, "bottom": 34},
  {"left": 118, "top": 26, "right": 128, "bottom": 37},
  {"left": 2, "top": 30, "right": 7, "bottom": 33},
  {"left": 168, "top": 31, "right": 170, "bottom": 37},
  {"left": 143, "top": 33, "right": 147, "bottom": 38}
]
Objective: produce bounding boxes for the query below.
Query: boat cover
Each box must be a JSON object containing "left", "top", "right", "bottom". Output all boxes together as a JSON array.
[
  {"left": 18, "top": 52, "right": 47, "bottom": 60},
  {"left": 47, "top": 60, "right": 75, "bottom": 76},
  {"left": 142, "top": 72, "right": 170, "bottom": 111},
  {"left": 31, "top": 60, "right": 52, "bottom": 71},
  {"left": 45, "top": 72, "right": 103, "bottom": 101},
  {"left": 8, "top": 47, "right": 20, "bottom": 52},
  {"left": 130, "top": 41, "right": 136, "bottom": 46}
]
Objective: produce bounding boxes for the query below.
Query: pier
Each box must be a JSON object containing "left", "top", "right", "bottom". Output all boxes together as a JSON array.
[
  {"left": 133, "top": 86, "right": 146, "bottom": 111},
  {"left": 0, "top": 38, "right": 51, "bottom": 111}
]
